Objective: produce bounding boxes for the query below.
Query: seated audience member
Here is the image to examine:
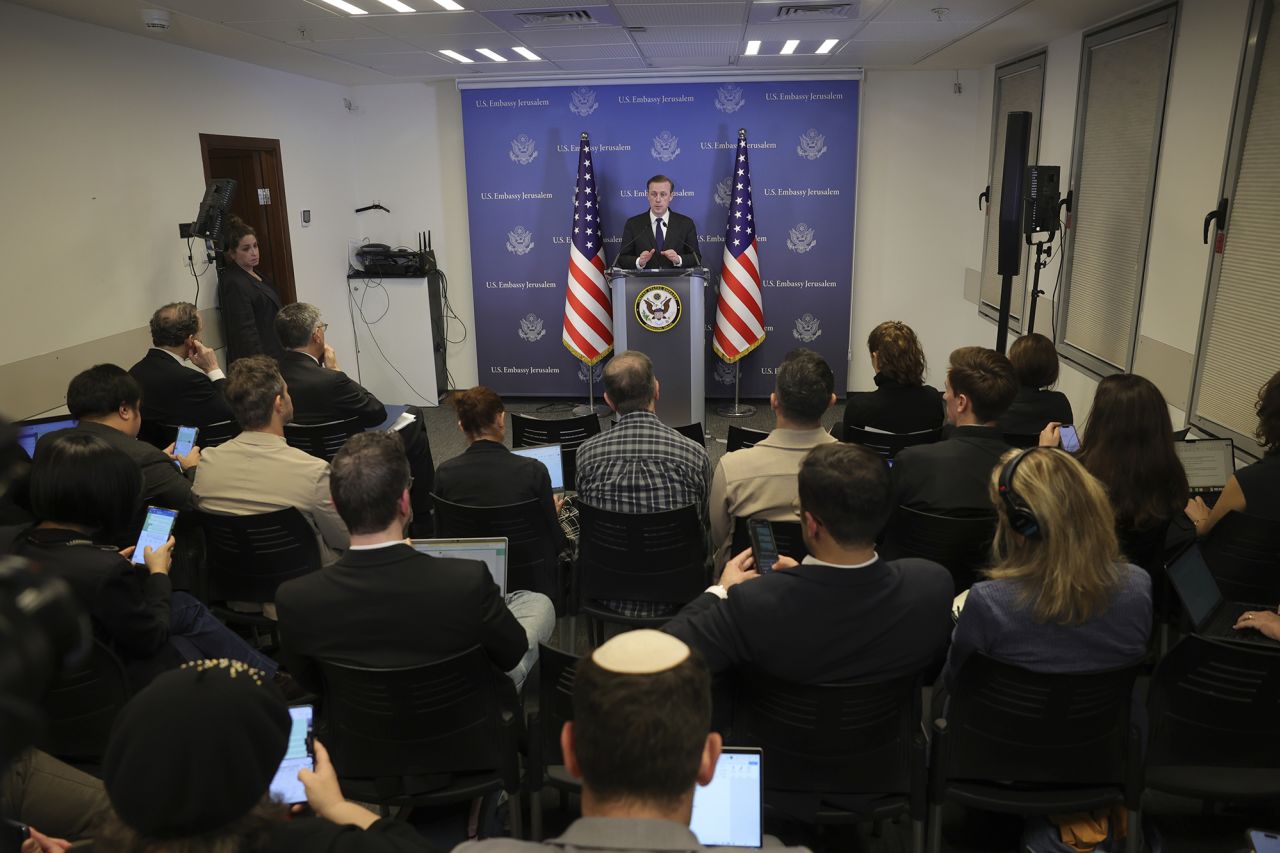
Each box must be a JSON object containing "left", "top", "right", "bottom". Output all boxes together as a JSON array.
[
  {"left": 128, "top": 301, "right": 234, "bottom": 429},
  {"left": 841, "top": 320, "right": 944, "bottom": 436},
  {"left": 1187, "top": 368, "right": 1280, "bottom": 535},
  {"left": 0, "top": 417, "right": 33, "bottom": 526},
  {"left": 457, "top": 631, "right": 809, "bottom": 853},
  {"left": 0, "top": 433, "right": 279, "bottom": 682},
  {"left": 434, "top": 386, "right": 568, "bottom": 550},
  {"left": 43, "top": 365, "right": 198, "bottom": 520},
  {"left": 193, "top": 356, "right": 348, "bottom": 564},
  {"left": 276, "top": 432, "right": 554, "bottom": 694},
  {"left": 710, "top": 349, "right": 837, "bottom": 568},
  {"left": 96, "top": 660, "right": 438, "bottom": 852},
  {"left": 1043, "top": 374, "right": 1187, "bottom": 566},
  {"left": 892, "top": 346, "right": 1017, "bottom": 517},
  {"left": 575, "top": 350, "right": 712, "bottom": 617},
  {"left": 942, "top": 448, "right": 1152, "bottom": 690},
  {"left": 2, "top": 749, "right": 110, "bottom": 845},
  {"left": 999, "top": 332, "right": 1073, "bottom": 436},
  {"left": 667, "top": 442, "right": 953, "bottom": 683}
]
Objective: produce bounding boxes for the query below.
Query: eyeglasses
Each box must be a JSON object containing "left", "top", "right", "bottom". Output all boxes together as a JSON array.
[{"left": 318, "top": 323, "right": 329, "bottom": 333}]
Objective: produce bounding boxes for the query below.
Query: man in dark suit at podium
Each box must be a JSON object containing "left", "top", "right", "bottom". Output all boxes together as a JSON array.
[{"left": 616, "top": 175, "right": 702, "bottom": 270}]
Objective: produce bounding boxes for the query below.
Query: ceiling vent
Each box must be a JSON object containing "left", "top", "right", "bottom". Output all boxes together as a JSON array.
[
  {"left": 772, "top": 3, "right": 855, "bottom": 21},
  {"left": 514, "top": 9, "right": 599, "bottom": 27}
]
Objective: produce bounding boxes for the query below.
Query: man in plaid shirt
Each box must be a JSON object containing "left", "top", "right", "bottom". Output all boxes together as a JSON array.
[{"left": 575, "top": 351, "right": 711, "bottom": 617}]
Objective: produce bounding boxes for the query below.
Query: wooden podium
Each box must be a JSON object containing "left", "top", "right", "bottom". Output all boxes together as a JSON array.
[{"left": 609, "top": 267, "right": 708, "bottom": 427}]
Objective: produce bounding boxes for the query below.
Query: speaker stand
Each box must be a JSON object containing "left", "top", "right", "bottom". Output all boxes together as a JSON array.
[
  {"left": 995, "top": 272, "right": 1014, "bottom": 355},
  {"left": 1025, "top": 241, "right": 1047, "bottom": 335}
]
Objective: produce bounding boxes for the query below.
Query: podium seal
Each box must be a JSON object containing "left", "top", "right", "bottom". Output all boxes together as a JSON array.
[{"left": 635, "top": 284, "right": 682, "bottom": 333}]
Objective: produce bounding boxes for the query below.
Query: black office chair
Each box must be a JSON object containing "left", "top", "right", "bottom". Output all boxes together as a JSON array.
[
  {"left": 732, "top": 671, "right": 926, "bottom": 852},
  {"left": 284, "top": 417, "right": 362, "bottom": 462},
  {"left": 673, "top": 422, "right": 706, "bottom": 447},
  {"left": 528, "top": 643, "right": 581, "bottom": 840},
  {"left": 928, "top": 654, "right": 1144, "bottom": 853},
  {"left": 36, "top": 639, "right": 131, "bottom": 764},
  {"left": 431, "top": 494, "right": 564, "bottom": 612},
  {"left": 1201, "top": 511, "right": 1280, "bottom": 603},
  {"left": 575, "top": 503, "right": 707, "bottom": 639},
  {"left": 726, "top": 425, "right": 769, "bottom": 452},
  {"left": 844, "top": 426, "right": 943, "bottom": 460},
  {"left": 510, "top": 412, "right": 602, "bottom": 491},
  {"left": 1145, "top": 635, "right": 1280, "bottom": 802},
  {"left": 143, "top": 419, "right": 242, "bottom": 450},
  {"left": 1002, "top": 432, "right": 1040, "bottom": 449},
  {"left": 880, "top": 507, "right": 996, "bottom": 593},
  {"left": 319, "top": 647, "right": 524, "bottom": 833},
  {"left": 730, "top": 517, "right": 808, "bottom": 562}
]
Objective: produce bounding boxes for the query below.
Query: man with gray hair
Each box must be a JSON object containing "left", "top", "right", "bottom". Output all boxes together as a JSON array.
[{"left": 129, "top": 302, "right": 233, "bottom": 429}]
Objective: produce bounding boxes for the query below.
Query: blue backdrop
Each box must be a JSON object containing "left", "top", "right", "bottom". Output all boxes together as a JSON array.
[{"left": 460, "top": 79, "right": 859, "bottom": 398}]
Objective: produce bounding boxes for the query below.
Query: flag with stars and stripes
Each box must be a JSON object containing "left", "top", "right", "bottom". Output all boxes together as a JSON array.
[
  {"left": 713, "top": 129, "right": 765, "bottom": 363},
  {"left": 561, "top": 134, "right": 612, "bottom": 366}
]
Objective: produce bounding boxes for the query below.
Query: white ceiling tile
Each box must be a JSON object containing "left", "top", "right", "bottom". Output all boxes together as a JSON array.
[
  {"left": 393, "top": 31, "right": 539, "bottom": 50},
  {"left": 348, "top": 50, "right": 458, "bottom": 74},
  {"left": 536, "top": 43, "right": 642, "bottom": 60},
  {"left": 547, "top": 57, "right": 649, "bottom": 70},
  {"left": 461, "top": 0, "right": 610, "bottom": 9},
  {"left": 852, "top": 20, "right": 971, "bottom": 42},
  {"left": 223, "top": 16, "right": 383, "bottom": 41},
  {"left": 302, "top": 36, "right": 422, "bottom": 55},
  {"left": 617, "top": 3, "right": 745, "bottom": 27},
  {"left": 638, "top": 41, "right": 738, "bottom": 59},
  {"left": 875, "top": 0, "right": 1021, "bottom": 23},
  {"left": 360, "top": 10, "right": 504, "bottom": 38},
  {"left": 647, "top": 56, "right": 737, "bottom": 68},
  {"left": 158, "top": 0, "right": 338, "bottom": 22},
  {"left": 631, "top": 25, "right": 744, "bottom": 45},
  {"left": 836, "top": 40, "right": 929, "bottom": 64},
  {"left": 736, "top": 52, "right": 846, "bottom": 68},
  {"left": 514, "top": 26, "right": 632, "bottom": 48}
]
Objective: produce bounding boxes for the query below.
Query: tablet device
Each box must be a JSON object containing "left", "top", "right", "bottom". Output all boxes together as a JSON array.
[
  {"left": 690, "top": 747, "right": 763, "bottom": 848},
  {"left": 511, "top": 444, "right": 565, "bottom": 492}
]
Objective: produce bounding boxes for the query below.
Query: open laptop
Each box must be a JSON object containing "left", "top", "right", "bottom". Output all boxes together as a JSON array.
[
  {"left": 410, "top": 537, "right": 508, "bottom": 595},
  {"left": 689, "top": 747, "right": 763, "bottom": 848},
  {"left": 511, "top": 443, "right": 565, "bottom": 493},
  {"left": 15, "top": 415, "right": 78, "bottom": 459},
  {"left": 1174, "top": 438, "right": 1235, "bottom": 505},
  {"left": 1166, "top": 545, "right": 1279, "bottom": 648}
]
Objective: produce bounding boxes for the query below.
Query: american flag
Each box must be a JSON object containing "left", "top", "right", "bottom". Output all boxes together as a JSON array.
[
  {"left": 713, "top": 129, "right": 765, "bottom": 363},
  {"left": 562, "top": 133, "right": 613, "bottom": 366}
]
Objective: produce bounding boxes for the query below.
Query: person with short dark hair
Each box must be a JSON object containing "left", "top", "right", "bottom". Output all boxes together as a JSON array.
[
  {"left": 457, "top": 631, "right": 810, "bottom": 853},
  {"left": 276, "top": 432, "right": 554, "bottom": 694},
  {"left": 43, "top": 364, "right": 198, "bottom": 519},
  {"left": 666, "top": 442, "right": 953, "bottom": 685},
  {"left": 194, "top": 356, "right": 348, "bottom": 564},
  {"left": 710, "top": 349, "right": 837, "bottom": 568},
  {"left": 891, "top": 346, "right": 1018, "bottom": 517},
  {"left": 998, "top": 333, "right": 1073, "bottom": 436},
  {"left": 842, "top": 320, "right": 945, "bottom": 436},
  {"left": 616, "top": 175, "right": 702, "bottom": 270},
  {"left": 129, "top": 302, "right": 234, "bottom": 430},
  {"left": 217, "top": 215, "right": 285, "bottom": 366}
]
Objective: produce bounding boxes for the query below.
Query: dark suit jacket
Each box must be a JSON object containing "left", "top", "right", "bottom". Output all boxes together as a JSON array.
[
  {"left": 41, "top": 421, "right": 194, "bottom": 514},
  {"left": 891, "top": 425, "right": 1011, "bottom": 517},
  {"left": 278, "top": 351, "right": 387, "bottom": 429},
  {"left": 129, "top": 348, "right": 233, "bottom": 428},
  {"left": 275, "top": 543, "right": 528, "bottom": 694},
  {"left": 616, "top": 211, "right": 701, "bottom": 270},
  {"left": 217, "top": 263, "right": 284, "bottom": 365},
  {"left": 434, "top": 440, "right": 562, "bottom": 548},
  {"left": 842, "top": 374, "right": 945, "bottom": 435},
  {"left": 998, "top": 386, "right": 1074, "bottom": 436},
  {"left": 663, "top": 557, "right": 954, "bottom": 684}
]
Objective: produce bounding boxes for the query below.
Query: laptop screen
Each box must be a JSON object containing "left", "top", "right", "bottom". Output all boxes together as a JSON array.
[
  {"left": 1174, "top": 439, "right": 1235, "bottom": 491},
  {"left": 511, "top": 444, "right": 564, "bottom": 490},
  {"left": 689, "top": 747, "right": 763, "bottom": 848},
  {"left": 15, "top": 416, "right": 78, "bottom": 459},
  {"left": 1166, "top": 546, "right": 1223, "bottom": 631},
  {"left": 411, "top": 537, "right": 508, "bottom": 595}
]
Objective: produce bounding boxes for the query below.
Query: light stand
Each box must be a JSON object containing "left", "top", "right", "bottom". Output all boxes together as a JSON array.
[
  {"left": 1025, "top": 239, "right": 1051, "bottom": 335},
  {"left": 572, "top": 366, "right": 609, "bottom": 418},
  {"left": 716, "top": 361, "right": 756, "bottom": 418}
]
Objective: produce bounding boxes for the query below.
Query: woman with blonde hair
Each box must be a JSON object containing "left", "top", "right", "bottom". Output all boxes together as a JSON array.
[
  {"left": 941, "top": 447, "right": 1152, "bottom": 689},
  {"left": 841, "top": 320, "right": 944, "bottom": 436}
]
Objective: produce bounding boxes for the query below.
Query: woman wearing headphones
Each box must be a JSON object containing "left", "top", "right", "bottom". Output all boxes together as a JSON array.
[{"left": 941, "top": 448, "right": 1152, "bottom": 690}]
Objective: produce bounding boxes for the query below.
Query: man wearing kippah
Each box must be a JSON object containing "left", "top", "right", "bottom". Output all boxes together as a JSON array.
[{"left": 456, "top": 631, "right": 809, "bottom": 853}]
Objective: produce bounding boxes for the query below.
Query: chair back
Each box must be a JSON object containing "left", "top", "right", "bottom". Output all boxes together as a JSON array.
[
  {"left": 673, "top": 422, "right": 706, "bottom": 447},
  {"left": 935, "top": 654, "right": 1141, "bottom": 789},
  {"left": 1146, "top": 635, "right": 1280, "bottom": 774},
  {"left": 431, "top": 494, "right": 562, "bottom": 609},
  {"left": 726, "top": 425, "right": 770, "bottom": 453},
  {"left": 194, "top": 507, "right": 322, "bottom": 602},
  {"left": 319, "top": 647, "right": 518, "bottom": 783},
  {"left": 510, "top": 412, "right": 602, "bottom": 491},
  {"left": 880, "top": 506, "right": 996, "bottom": 592},
  {"left": 844, "top": 426, "right": 943, "bottom": 459},
  {"left": 1201, "top": 512, "right": 1280, "bottom": 602},
  {"left": 1003, "top": 432, "right": 1040, "bottom": 449},
  {"left": 576, "top": 503, "right": 707, "bottom": 604},
  {"left": 37, "top": 639, "right": 130, "bottom": 762},
  {"left": 535, "top": 643, "right": 580, "bottom": 769},
  {"left": 732, "top": 670, "right": 922, "bottom": 796},
  {"left": 730, "top": 517, "right": 808, "bottom": 562},
  {"left": 283, "top": 417, "right": 362, "bottom": 462}
]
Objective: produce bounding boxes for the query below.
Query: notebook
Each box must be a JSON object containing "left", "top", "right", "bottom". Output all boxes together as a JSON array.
[
  {"left": 511, "top": 443, "right": 565, "bottom": 492},
  {"left": 15, "top": 415, "right": 78, "bottom": 459},
  {"left": 410, "top": 537, "right": 508, "bottom": 595},
  {"left": 1166, "top": 544, "right": 1278, "bottom": 648},
  {"left": 690, "top": 747, "right": 764, "bottom": 848},
  {"left": 1174, "top": 438, "right": 1235, "bottom": 504}
]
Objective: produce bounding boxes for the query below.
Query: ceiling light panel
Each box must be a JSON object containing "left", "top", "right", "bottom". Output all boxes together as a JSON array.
[
  {"left": 744, "top": 40, "right": 761, "bottom": 55},
  {"left": 374, "top": 0, "right": 416, "bottom": 10},
  {"left": 512, "top": 46, "right": 542, "bottom": 60},
  {"left": 780, "top": 39, "right": 799, "bottom": 53},
  {"left": 316, "top": 0, "right": 369, "bottom": 14},
  {"left": 439, "top": 48, "right": 474, "bottom": 61},
  {"left": 816, "top": 38, "right": 839, "bottom": 53},
  {"left": 476, "top": 48, "right": 508, "bottom": 60}
]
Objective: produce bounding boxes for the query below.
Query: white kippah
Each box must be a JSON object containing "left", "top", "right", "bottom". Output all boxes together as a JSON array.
[{"left": 591, "top": 629, "right": 690, "bottom": 675}]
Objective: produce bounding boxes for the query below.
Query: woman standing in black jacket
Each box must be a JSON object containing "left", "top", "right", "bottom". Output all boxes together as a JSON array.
[{"left": 218, "top": 216, "right": 284, "bottom": 366}]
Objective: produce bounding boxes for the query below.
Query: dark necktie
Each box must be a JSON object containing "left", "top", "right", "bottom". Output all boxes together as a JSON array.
[{"left": 654, "top": 217, "right": 665, "bottom": 253}]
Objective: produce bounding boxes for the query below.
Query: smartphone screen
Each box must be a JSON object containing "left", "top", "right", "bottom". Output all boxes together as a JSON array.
[
  {"left": 173, "top": 425, "right": 198, "bottom": 458},
  {"left": 269, "top": 705, "right": 315, "bottom": 805},
  {"left": 748, "top": 518, "right": 779, "bottom": 574},
  {"left": 1060, "top": 424, "right": 1081, "bottom": 454},
  {"left": 1251, "top": 830, "right": 1280, "bottom": 853},
  {"left": 131, "top": 507, "right": 178, "bottom": 565}
]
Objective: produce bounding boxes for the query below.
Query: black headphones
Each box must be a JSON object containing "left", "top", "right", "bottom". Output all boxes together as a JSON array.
[{"left": 997, "top": 448, "right": 1043, "bottom": 538}]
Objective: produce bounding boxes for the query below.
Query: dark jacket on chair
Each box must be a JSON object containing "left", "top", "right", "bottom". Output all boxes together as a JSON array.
[
  {"left": 278, "top": 350, "right": 387, "bottom": 429},
  {"left": 128, "top": 348, "right": 233, "bottom": 428},
  {"left": 842, "top": 374, "right": 945, "bottom": 436},
  {"left": 891, "top": 425, "right": 1011, "bottom": 517}
]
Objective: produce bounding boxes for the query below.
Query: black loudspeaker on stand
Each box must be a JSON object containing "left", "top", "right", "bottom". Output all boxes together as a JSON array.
[{"left": 995, "top": 111, "right": 1032, "bottom": 355}]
